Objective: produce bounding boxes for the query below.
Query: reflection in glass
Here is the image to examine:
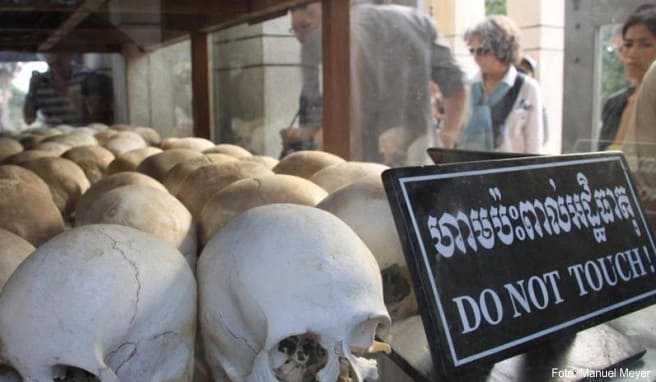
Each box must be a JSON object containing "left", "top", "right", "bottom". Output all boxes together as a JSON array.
[
  {"left": 211, "top": 15, "right": 306, "bottom": 157},
  {"left": 0, "top": 53, "right": 120, "bottom": 133},
  {"left": 128, "top": 41, "right": 193, "bottom": 138}
]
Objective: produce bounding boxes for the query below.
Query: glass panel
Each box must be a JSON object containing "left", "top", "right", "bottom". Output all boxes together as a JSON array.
[
  {"left": 599, "top": 24, "right": 628, "bottom": 110},
  {"left": 589, "top": 17, "right": 656, "bottom": 226},
  {"left": 576, "top": 23, "right": 630, "bottom": 152},
  {"left": 348, "top": 1, "right": 471, "bottom": 166},
  {"left": 3, "top": 53, "right": 121, "bottom": 132},
  {"left": 0, "top": 58, "right": 47, "bottom": 132},
  {"left": 211, "top": 11, "right": 314, "bottom": 158},
  {"left": 127, "top": 40, "right": 193, "bottom": 138}
]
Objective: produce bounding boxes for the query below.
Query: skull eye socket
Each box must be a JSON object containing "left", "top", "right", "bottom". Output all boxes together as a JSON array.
[
  {"left": 0, "top": 365, "right": 20, "bottom": 380},
  {"left": 52, "top": 365, "right": 100, "bottom": 381},
  {"left": 274, "top": 333, "right": 328, "bottom": 382},
  {"left": 381, "top": 264, "right": 411, "bottom": 305}
]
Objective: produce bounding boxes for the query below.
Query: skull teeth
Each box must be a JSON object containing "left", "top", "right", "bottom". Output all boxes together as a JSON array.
[{"left": 367, "top": 341, "right": 392, "bottom": 355}]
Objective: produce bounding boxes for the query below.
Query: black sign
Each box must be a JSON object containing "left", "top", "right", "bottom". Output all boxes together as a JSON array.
[
  {"left": 382, "top": 152, "right": 656, "bottom": 375},
  {"left": 427, "top": 147, "right": 537, "bottom": 164}
]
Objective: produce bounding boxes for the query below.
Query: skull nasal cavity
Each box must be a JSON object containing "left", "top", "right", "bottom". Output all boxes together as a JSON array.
[{"left": 274, "top": 333, "right": 328, "bottom": 382}]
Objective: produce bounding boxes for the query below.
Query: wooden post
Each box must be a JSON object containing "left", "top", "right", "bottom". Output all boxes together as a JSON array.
[
  {"left": 321, "top": 0, "right": 350, "bottom": 159},
  {"left": 191, "top": 31, "right": 213, "bottom": 140}
]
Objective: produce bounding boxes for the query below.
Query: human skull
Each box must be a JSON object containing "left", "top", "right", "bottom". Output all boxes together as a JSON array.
[
  {"left": 198, "top": 204, "right": 390, "bottom": 382},
  {"left": 103, "top": 132, "right": 147, "bottom": 155},
  {"left": 317, "top": 176, "right": 416, "bottom": 321},
  {"left": 199, "top": 174, "right": 327, "bottom": 244},
  {"left": 137, "top": 149, "right": 205, "bottom": 182},
  {"left": 0, "top": 165, "right": 52, "bottom": 199},
  {"left": 16, "top": 136, "right": 48, "bottom": 151},
  {"left": 110, "top": 124, "right": 133, "bottom": 131},
  {"left": 0, "top": 176, "right": 65, "bottom": 246},
  {"left": 203, "top": 144, "right": 252, "bottom": 159},
  {"left": 161, "top": 137, "right": 215, "bottom": 152},
  {"left": 163, "top": 156, "right": 214, "bottom": 195},
  {"left": 0, "top": 224, "right": 196, "bottom": 381},
  {"left": 19, "top": 128, "right": 61, "bottom": 146},
  {"left": 310, "top": 161, "right": 389, "bottom": 194},
  {"left": 377, "top": 127, "right": 413, "bottom": 168},
  {"left": 20, "top": 157, "right": 91, "bottom": 219},
  {"left": 33, "top": 142, "right": 73, "bottom": 156},
  {"left": 405, "top": 134, "right": 432, "bottom": 166},
  {"left": 176, "top": 161, "right": 273, "bottom": 218},
  {"left": 205, "top": 153, "right": 240, "bottom": 165},
  {"left": 273, "top": 151, "right": 345, "bottom": 179},
  {"left": 0, "top": 228, "right": 34, "bottom": 290},
  {"left": 4, "top": 150, "right": 57, "bottom": 165},
  {"left": 240, "top": 155, "right": 278, "bottom": 170},
  {"left": 22, "top": 127, "right": 61, "bottom": 137},
  {"left": 43, "top": 131, "right": 98, "bottom": 148},
  {"left": 76, "top": 185, "right": 197, "bottom": 269},
  {"left": 94, "top": 129, "right": 118, "bottom": 145},
  {"left": 70, "top": 127, "right": 97, "bottom": 137},
  {"left": 133, "top": 127, "right": 162, "bottom": 146},
  {"left": 62, "top": 146, "right": 115, "bottom": 184},
  {"left": 53, "top": 124, "right": 75, "bottom": 134},
  {"left": 107, "top": 147, "right": 163, "bottom": 174},
  {"left": 88, "top": 123, "right": 110, "bottom": 132},
  {"left": 76, "top": 171, "right": 167, "bottom": 217},
  {"left": 0, "top": 138, "right": 23, "bottom": 162}
]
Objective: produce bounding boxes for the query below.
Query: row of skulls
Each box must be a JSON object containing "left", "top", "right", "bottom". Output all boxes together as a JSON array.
[{"left": 0, "top": 123, "right": 417, "bottom": 381}]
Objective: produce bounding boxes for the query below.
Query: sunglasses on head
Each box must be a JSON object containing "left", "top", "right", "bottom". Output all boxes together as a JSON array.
[{"left": 469, "top": 47, "right": 491, "bottom": 56}]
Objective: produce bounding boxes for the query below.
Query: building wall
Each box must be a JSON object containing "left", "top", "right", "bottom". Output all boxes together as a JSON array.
[
  {"left": 508, "top": 0, "right": 565, "bottom": 154},
  {"left": 428, "top": 0, "right": 486, "bottom": 76},
  {"left": 212, "top": 16, "right": 302, "bottom": 157}
]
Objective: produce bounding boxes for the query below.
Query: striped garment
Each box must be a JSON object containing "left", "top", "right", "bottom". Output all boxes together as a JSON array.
[{"left": 27, "top": 69, "right": 112, "bottom": 126}]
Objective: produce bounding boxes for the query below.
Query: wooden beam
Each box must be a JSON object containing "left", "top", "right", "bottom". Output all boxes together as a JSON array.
[
  {"left": 321, "top": 0, "right": 350, "bottom": 159},
  {"left": 196, "top": 0, "right": 309, "bottom": 33},
  {"left": 45, "top": 42, "right": 124, "bottom": 52},
  {"left": 0, "top": 0, "right": 76, "bottom": 13},
  {"left": 191, "top": 31, "right": 213, "bottom": 140},
  {"left": 0, "top": 0, "right": 318, "bottom": 52},
  {"left": 38, "top": 0, "right": 109, "bottom": 51},
  {"left": 248, "top": 0, "right": 314, "bottom": 13}
]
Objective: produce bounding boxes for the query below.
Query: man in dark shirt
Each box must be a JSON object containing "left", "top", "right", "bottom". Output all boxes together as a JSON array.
[
  {"left": 23, "top": 53, "right": 113, "bottom": 127},
  {"left": 281, "top": 1, "right": 466, "bottom": 163}
]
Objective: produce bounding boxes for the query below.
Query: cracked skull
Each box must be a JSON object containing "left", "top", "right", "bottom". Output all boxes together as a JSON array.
[
  {"left": 198, "top": 204, "right": 390, "bottom": 382},
  {"left": 0, "top": 224, "right": 197, "bottom": 381},
  {"left": 75, "top": 184, "right": 198, "bottom": 270},
  {"left": 317, "top": 176, "right": 417, "bottom": 322}
]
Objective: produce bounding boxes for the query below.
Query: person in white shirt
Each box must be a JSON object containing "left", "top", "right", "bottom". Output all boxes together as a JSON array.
[{"left": 459, "top": 16, "right": 544, "bottom": 154}]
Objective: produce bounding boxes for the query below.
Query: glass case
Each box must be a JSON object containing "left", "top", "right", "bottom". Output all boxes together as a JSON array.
[{"left": 0, "top": 1, "right": 654, "bottom": 381}]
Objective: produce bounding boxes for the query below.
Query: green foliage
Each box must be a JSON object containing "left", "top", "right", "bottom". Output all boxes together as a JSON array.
[{"left": 485, "top": 0, "right": 507, "bottom": 15}]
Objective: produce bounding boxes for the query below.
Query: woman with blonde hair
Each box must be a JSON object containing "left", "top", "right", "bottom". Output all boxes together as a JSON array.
[{"left": 458, "top": 16, "right": 544, "bottom": 153}]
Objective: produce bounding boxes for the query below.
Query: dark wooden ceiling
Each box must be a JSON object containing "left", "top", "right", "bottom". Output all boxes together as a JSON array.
[{"left": 0, "top": 0, "right": 310, "bottom": 53}]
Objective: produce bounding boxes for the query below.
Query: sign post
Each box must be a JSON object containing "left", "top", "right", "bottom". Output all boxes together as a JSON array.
[{"left": 382, "top": 152, "right": 656, "bottom": 377}]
